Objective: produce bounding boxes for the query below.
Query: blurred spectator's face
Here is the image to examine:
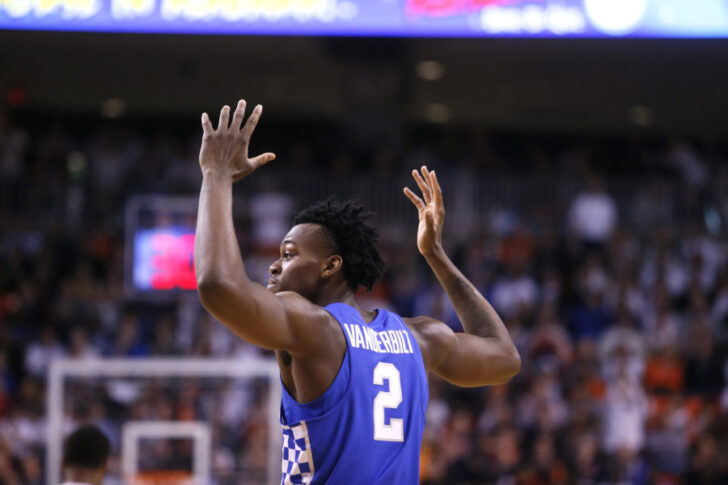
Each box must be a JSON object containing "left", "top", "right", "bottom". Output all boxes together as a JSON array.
[
  {"left": 70, "top": 328, "right": 87, "bottom": 350},
  {"left": 118, "top": 318, "right": 137, "bottom": 345},
  {"left": 693, "top": 329, "right": 713, "bottom": 357},
  {"left": 534, "top": 434, "right": 555, "bottom": 467},
  {"left": 268, "top": 223, "right": 338, "bottom": 301},
  {"left": 155, "top": 319, "right": 174, "bottom": 347},
  {"left": 451, "top": 409, "right": 473, "bottom": 434},
  {"left": 494, "top": 429, "right": 520, "bottom": 468},
  {"left": 693, "top": 436, "right": 718, "bottom": 468},
  {"left": 575, "top": 434, "right": 597, "bottom": 468},
  {"left": 21, "top": 453, "right": 41, "bottom": 481}
]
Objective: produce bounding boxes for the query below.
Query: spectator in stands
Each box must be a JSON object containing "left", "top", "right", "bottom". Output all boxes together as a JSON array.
[
  {"left": 570, "top": 289, "right": 612, "bottom": 342},
  {"left": 106, "top": 312, "right": 148, "bottom": 357},
  {"left": 527, "top": 303, "right": 574, "bottom": 368},
  {"left": 685, "top": 323, "right": 725, "bottom": 397},
  {"left": 686, "top": 434, "right": 728, "bottom": 485},
  {"left": 248, "top": 177, "right": 293, "bottom": 253},
  {"left": 599, "top": 312, "right": 645, "bottom": 381},
  {"left": 602, "top": 360, "right": 648, "bottom": 457},
  {"left": 567, "top": 175, "right": 617, "bottom": 252},
  {"left": 667, "top": 140, "right": 707, "bottom": 191},
  {"left": 24, "top": 326, "right": 66, "bottom": 379}
]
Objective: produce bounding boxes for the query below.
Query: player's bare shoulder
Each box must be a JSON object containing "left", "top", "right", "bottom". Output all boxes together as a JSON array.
[
  {"left": 401, "top": 314, "right": 458, "bottom": 373},
  {"left": 275, "top": 291, "right": 343, "bottom": 354},
  {"left": 275, "top": 291, "right": 329, "bottom": 320}
]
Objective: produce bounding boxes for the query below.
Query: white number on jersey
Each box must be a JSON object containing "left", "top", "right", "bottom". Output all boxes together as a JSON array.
[{"left": 372, "top": 362, "right": 404, "bottom": 442}]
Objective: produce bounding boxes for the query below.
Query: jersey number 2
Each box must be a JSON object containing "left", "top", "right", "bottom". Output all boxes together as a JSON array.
[{"left": 373, "top": 362, "right": 404, "bottom": 442}]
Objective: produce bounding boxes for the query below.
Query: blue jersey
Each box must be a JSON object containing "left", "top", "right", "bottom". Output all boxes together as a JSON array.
[{"left": 280, "top": 303, "right": 428, "bottom": 485}]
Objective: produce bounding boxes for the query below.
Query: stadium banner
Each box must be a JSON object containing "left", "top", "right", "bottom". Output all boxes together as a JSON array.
[{"left": 1, "top": 0, "right": 728, "bottom": 37}]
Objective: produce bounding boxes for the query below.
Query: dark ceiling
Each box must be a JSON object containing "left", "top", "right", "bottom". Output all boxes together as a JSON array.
[{"left": 1, "top": 31, "right": 727, "bottom": 136}]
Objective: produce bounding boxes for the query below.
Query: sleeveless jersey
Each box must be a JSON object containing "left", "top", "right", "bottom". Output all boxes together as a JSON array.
[{"left": 280, "top": 303, "right": 428, "bottom": 485}]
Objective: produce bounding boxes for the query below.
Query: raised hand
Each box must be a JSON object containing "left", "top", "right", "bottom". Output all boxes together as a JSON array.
[
  {"left": 403, "top": 165, "right": 445, "bottom": 257},
  {"left": 199, "top": 100, "right": 276, "bottom": 183}
]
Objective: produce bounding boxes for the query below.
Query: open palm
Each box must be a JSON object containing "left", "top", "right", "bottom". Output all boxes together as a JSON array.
[
  {"left": 403, "top": 165, "right": 445, "bottom": 256},
  {"left": 199, "top": 100, "right": 276, "bottom": 183}
]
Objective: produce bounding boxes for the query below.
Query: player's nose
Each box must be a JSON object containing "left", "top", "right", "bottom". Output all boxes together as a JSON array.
[{"left": 269, "top": 260, "right": 281, "bottom": 275}]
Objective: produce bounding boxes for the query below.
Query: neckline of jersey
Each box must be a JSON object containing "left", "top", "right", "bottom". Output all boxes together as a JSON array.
[{"left": 363, "top": 308, "right": 386, "bottom": 327}]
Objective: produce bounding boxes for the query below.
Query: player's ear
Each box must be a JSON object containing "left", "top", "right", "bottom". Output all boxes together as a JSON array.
[{"left": 321, "top": 255, "right": 343, "bottom": 280}]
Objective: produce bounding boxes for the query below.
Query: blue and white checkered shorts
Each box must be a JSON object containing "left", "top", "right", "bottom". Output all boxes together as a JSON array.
[{"left": 281, "top": 421, "right": 314, "bottom": 484}]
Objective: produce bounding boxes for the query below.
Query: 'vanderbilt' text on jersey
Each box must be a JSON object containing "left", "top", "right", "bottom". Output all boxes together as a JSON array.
[{"left": 279, "top": 303, "right": 428, "bottom": 484}]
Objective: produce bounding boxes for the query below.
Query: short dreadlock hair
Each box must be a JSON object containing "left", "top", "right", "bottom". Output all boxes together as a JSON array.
[{"left": 293, "top": 198, "right": 384, "bottom": 291}]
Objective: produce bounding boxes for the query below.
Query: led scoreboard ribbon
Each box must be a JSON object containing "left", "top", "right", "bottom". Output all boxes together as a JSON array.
[{"left": 1, "top": 0, "right": 728, "bottom": 37}]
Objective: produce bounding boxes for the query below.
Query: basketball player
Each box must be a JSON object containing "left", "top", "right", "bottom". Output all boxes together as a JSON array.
[
  {"left": 195, "top": 101, "right": 521, "bottom": 484},
  {"left": 60, "top": 425, "right": 111, "bottom": 485}
]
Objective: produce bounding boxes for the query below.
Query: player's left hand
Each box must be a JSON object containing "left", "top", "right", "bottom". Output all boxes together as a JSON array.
[
  {"left": 199, "top": 100, "right": 276, "bottom": 183},
  {"left": 403, "top": 165, "right": 445, "bottom": 257}
]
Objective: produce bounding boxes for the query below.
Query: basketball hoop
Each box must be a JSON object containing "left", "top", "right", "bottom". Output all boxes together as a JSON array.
[{"left": 131, "top": 470, "right": 195, "bottom": 485}]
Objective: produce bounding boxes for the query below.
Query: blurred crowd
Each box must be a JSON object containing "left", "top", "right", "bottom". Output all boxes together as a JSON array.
[{"left": 1, "top": 110, "right": 728, "bottom": 484}]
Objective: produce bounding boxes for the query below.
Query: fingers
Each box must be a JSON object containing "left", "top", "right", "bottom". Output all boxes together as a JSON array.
[
  {"left": 241, "top": 104, "right": 263, "bottom": 141},
  {"left": 230, "top": 99, "right": 247, "bottom": 132},
  {"left": 421, "top": 166, "right": 432, "bottom": 196},
  {"left": 201, "top": 112, "right": 213, "bottom": 135},
  {"left": 430, "top": 170, "right": 444, "bottom": 208},
  {"left": 403, "top": 187, "right": 425, "bottom": 211},
  {"left": 209, "top": 101, "right": 262, "bottom": 137},
  {"left": 249, "top": 152, "right": 276, "bottom": 169},
  {"left": 218, "top": 105, "right": 230, "bottom": 131},
  {"left": 412, "top": 168, "right": 432, "bottom": 203},
  {"left": 421, "top": 165, "right": 431, "bottom": 182}
]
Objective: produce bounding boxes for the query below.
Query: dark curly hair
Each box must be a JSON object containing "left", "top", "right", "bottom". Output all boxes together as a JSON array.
[{"left": 293, "top": 198, "right": 384, "bottom": 291}]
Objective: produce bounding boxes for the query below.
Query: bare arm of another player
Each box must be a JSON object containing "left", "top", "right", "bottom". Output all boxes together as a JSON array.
[
  {"left": 195, "top": 100, "right": 330, "bottom": 354},
  {"left": 404, "top": 166, "right": 521, "bottom": 386}
]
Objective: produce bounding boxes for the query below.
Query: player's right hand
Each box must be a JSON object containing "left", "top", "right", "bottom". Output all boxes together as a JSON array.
[{"left": 199, "top": 100, "right": 276, "bottom": 183}]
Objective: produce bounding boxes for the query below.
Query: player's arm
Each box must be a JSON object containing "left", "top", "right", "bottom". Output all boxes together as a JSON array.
[
  {"left": 194, "top": 101, "right": 330, "bottom": 355},
  {"left": 404, "top": 166, "right": 521, "bottom": 387}
]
